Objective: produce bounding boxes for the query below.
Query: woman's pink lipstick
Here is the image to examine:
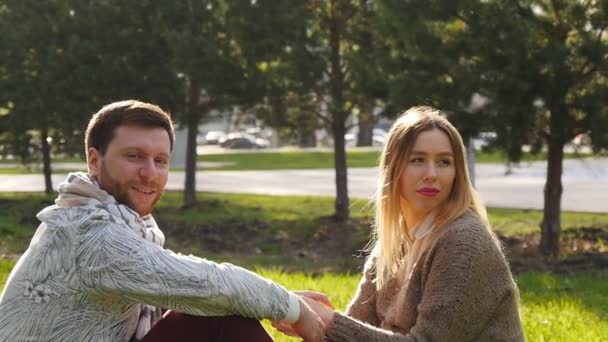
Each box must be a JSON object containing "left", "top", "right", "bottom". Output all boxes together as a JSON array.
[{"left": 416, "top": 187, "right": 439, "bottom": 197}]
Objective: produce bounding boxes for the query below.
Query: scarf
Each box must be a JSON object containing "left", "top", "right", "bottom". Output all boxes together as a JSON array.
[{"left": 55, "top": 172, "right": 164, "bottom": 341}]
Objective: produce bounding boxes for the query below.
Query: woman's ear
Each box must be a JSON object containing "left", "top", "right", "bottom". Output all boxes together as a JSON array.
[{"left": 87, "top": 147, "right": 102, "bottom": 177}]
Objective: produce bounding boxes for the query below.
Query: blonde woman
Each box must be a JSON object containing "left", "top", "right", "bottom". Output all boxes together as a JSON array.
[{"left": 277, "top": 106, "right": 524, "bottom": 341}]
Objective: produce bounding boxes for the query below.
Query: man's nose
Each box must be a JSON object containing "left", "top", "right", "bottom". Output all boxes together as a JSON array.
[{"left": 139, "top": 158, "right": 157, "bottom": 178}]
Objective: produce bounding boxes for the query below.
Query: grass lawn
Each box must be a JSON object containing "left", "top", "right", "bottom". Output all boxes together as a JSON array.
[
  {"left": 0, "top": 191, "right": 607, "bottom": 341},
  {"left": 0, "top": 149, "right": 600, "bottom": 174},
  {"left": 195, "top": 150, "right": 597, "bottom": 170},
  {"left": 0, "top": 258, "right": 605, "bottom": 341},
  {"left": 254, "top": 269, "right": 608, "bottom": 342}
]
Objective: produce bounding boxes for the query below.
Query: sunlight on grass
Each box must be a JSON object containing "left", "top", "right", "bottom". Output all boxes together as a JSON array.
[
  {"left": 256, "top": 270, "right": 608, "bottom": 342},
  {"left": 0, "top": 259, "right": 16, "bottom": 289},
  {"left": 487, "top": 208, "right": 608, "bottom": 236},
  {"left": 1, "top": 261, "right": 606, "bottom": 341}
]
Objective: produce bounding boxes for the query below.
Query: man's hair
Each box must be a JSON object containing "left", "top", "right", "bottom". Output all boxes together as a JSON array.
[{"left": 85, "top": 100, "right": 175, "bottom": 158}]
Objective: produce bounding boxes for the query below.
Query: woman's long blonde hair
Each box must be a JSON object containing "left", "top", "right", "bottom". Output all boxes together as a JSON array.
[{"left": 372, "top": 106, "right": 490, "bottom": 289}]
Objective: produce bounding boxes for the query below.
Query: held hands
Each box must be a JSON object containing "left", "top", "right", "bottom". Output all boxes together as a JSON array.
[{"left": 271, "top": 291, "right": 335, "bottom": 342}]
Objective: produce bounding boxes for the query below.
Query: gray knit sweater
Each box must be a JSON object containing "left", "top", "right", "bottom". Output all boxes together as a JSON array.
[
  {"left": 0, "top": 173, "right": 298, "bottom": 342},
  {"left": 326, "top": 211, "right": 524, "bottom": 342}
]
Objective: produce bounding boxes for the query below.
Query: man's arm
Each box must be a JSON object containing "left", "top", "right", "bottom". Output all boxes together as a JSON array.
[{"left": 78, "top": 220, "right": 296, "bottom": 322}]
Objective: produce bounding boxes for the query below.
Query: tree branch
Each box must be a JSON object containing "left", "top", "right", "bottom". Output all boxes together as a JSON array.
[
  {"left": 576, "top": 24, "right": 606, "bottom": 77},
  {"left": 313, "top": 101, "right": 333, "bottom": 126},
  {"left": 453, "top": 12, "right": 471, "bottom": 26},
  {"left": 549, "top": 0, "right": 562, "bottom": 24},
  {"left": 583, "top": 0, "right": 592, "bottom": 12}
]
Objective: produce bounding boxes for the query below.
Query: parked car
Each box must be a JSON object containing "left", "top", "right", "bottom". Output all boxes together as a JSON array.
[
  {"left": 204, "top": 130, "right": 226, "bottom": 145},
  {"left": 345, "top": 128, "right": 387, "bottom": 147},
  {"left": 219, "top": 133, "right": 269, "bottom": 149}
]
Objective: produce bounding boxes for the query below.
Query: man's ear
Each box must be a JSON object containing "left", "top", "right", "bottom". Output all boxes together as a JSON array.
[{"left": 87, "top": 147, "right": 102, "bottom": 177}]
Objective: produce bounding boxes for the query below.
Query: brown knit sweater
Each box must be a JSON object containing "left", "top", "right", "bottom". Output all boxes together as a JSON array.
[{"left": 325, "top": 211, "right": 524, "bottom": 342}]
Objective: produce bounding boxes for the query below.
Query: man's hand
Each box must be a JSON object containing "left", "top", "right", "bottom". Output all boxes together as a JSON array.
[
  {"left": 272, "top": 297, "right": 326, "bottom": 342},
  {"left": 301, "top": 296, "right": 334, "bottom": 328},
  {"left": 293, "top": 291, "right": 334, "bottom": 310}
]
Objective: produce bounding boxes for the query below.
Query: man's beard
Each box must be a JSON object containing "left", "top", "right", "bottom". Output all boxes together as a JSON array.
[{"left": 98, "top": 162, "right": 163, "bottom": 216}]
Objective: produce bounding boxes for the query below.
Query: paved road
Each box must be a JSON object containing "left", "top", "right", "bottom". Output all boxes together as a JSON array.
[{"left": 0, "top": 158, "right": 606, "bottom": 213}]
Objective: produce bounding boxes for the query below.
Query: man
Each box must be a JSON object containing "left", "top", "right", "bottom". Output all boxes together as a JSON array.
[{"left": 0, "top": 100, "right": 325, "bottom": 341}]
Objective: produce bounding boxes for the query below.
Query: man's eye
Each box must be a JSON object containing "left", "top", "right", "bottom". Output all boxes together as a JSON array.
[
  {"left": 155, "top": 159, "right": 168, "bottom": 165},
  {"left": 127, "top": 153, "right": 139, "bottom": 159}
]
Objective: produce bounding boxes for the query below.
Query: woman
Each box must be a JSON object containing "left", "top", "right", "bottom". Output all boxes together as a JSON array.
[{"left": 279, "top": 106, "right": 524, "bottom": 341}]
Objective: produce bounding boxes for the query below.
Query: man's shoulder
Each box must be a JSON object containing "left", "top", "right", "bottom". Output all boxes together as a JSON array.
[{"left": 37, "top": 204, "right": 98, "bottom": 227}]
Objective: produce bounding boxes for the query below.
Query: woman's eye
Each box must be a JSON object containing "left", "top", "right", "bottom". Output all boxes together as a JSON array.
[
  {"left": 410, "top": 157, "right": 424, "bottom": 164},
  {"left": 438, "top": 159, "right": 452, "bottom": 167}
]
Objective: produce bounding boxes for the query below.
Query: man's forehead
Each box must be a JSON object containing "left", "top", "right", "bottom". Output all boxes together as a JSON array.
[{"left": 110, "top": 125, "right": 171, "bottom": 152}]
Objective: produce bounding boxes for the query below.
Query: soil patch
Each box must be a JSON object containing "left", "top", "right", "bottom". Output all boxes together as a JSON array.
[{"left": 161, "top": 216, "right": 607, "bottom": 274}]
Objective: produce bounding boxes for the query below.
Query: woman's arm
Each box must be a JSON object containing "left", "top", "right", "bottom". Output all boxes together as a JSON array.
[
  {"left": 344, "top": 256, "right": 380, "bottom": 326},
  {"left": 323, "top": 223, "right": 521, "bottom": 342}
]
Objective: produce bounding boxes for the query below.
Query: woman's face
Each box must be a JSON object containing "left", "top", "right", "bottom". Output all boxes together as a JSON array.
[{"left": 399, "top": 128, "right": 456, "bottom": 226}]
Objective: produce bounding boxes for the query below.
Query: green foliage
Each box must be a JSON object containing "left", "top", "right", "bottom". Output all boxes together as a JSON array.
[{"left": 0, "top": 0, "right": 180, "bottom": 159}]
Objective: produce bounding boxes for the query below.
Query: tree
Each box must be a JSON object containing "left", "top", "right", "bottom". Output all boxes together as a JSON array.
[
  {"left": 0, "top": 0, "right": 73, "bottom": 193},
  {"left": 378, "top": 0, "right": 608, "bottom": 256},
  {"left": 457, "top": 0, "right": 608, "bottom": 256},
  {"left": 0, "top": 0, "right": 180, "bottom": 193},
  {"left": 160, "top": 0, "right": 306, "bottom": 207},
  {"left": 264, "top": 0, "right": 380, "bottom": 221}
]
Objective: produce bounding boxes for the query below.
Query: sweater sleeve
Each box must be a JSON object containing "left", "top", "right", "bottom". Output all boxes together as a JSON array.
[
  {"left": 76, "top": 220, "right": 298, "bottom": 322},
  {"left": 344, "top": 256, "right": 379, "bottom": 326},
  {"left": 326, "top": 222, "right": 516, "bottom": 342}
]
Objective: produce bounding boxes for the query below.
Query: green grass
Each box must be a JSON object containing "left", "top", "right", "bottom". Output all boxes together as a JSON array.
[
  {"left": 489, "top": 208, "right": 608, "bottom": 236},
  {"left": 0, "top": 260, "right": 605, "bottom": 341},
  {"left": 517, "top": 272, "right": 608, "bottom": 342},
  {"left": 0, "top": 193, "right": 54, "bottom": 254},
  {"left": 1, "top": 191, "right": 607, "bottom": 256},
  {"left": 0, "top": 259, "right": 14, "bottom": 288},
  {"left": 197, "top": 150, "right": 380, "bottom": 170},
  {"left": 196, "top": 150, "right": 597, "bottom": 170},
  {"left": 0, "top": 149, "right": 601, "bottom": 174},
  {"left": 256, "top": 270, "right": 608, "bottom": 342},
  {"left": 0, "top": 192, "right": 606, "bottom": 341}
]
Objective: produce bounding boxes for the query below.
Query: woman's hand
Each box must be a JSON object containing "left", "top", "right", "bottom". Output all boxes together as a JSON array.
[{"left": 271, "top": 297, "right": 326, "bottom": 342}]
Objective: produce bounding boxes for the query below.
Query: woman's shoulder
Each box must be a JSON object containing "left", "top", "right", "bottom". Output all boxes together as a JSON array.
[{"left": 435, "top": 210, "right": 500, "bottom": 253}]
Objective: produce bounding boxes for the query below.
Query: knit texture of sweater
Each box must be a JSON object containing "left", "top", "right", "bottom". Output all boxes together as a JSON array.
[{"left": 325, "top": 210, "right": 524, "bottom": 342}]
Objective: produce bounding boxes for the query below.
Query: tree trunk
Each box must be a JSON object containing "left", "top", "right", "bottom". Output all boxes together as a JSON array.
[
  {"left": 184, "top": 81, "right": 201, "bottom": 207},
  {"left": 328, "top": 1, "right": 349, "bottom": 222},
  {"left": 466, "top": 136, "right": 476, "bottom": 188},
  {"left": 333, "top": 118, "right": 349, "bottom": 221},
  {"left": 356, "top": 109, "right": 374, "bottom": 147},
  {"left": 298, "top": 130, "right": 316, "bottom": 148},
  {"left": 540, "top": 115, "right": 565, "bottom": 256},
  {"left": 40, "top": 124, "right": 53, "bottom": 194}
]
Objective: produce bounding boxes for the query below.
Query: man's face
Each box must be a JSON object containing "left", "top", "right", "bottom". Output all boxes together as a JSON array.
[{"left": 88, "top": 125, "right": 171, "bottom": 216}]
